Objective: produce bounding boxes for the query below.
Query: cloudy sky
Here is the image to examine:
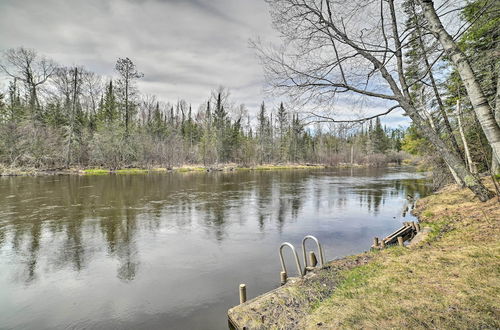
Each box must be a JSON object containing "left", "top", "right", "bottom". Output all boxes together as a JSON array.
[{"left": 0, "top": 0, "right": 409, "bottom": 126}]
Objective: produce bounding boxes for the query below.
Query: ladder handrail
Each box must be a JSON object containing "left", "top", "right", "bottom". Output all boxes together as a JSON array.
[
  {"left": 302, "top": 235, "right": 325, "bottom": 268},
  {"left": 279, "top": 242, "right": 304, "bottom": 278}
]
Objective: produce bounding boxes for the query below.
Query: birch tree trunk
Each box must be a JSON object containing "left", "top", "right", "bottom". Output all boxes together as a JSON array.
[
  {"left": 410, "top": 2, "right": 464, "bottom": 161},
  {"left": 456, "top": 100, "right": 476, "bottom": 173},
  {"left": 419, "top": 0, "right": 500, "bottom": 166},
  {"left": 493, "top": 72, "right": 500, "bottom": 173}
]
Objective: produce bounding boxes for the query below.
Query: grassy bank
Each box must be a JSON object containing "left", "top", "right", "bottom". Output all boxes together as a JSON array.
[
  {"left": 0, "top": 164, "right": 329, "bottom": 176},
  {"left": 230, "top": 179, "right": 500, "bottom": 329}
]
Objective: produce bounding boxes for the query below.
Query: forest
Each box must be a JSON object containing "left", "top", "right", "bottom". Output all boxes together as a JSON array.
[{"left": 0, "top": 52, "right": 404, "bottom": 169}]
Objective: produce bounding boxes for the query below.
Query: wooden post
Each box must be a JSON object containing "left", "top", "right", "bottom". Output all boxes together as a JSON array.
[
  {"left": 380, "top": 239, "right": 386, "bottom": 248},
  {"left": 239, "top": 284, "right": 247, "bottom": 304},
  {"left": 309, "top": 251, "right": 318, "bottom": 267},
  {"left": 280, "top": 271, "right": 287, "bottom": 286},
  {"left": 373, "top": 237, "right": 379, "bottom": 248},
  {"left": 397, "top": 236, "right": 404, "bottom": 247}
]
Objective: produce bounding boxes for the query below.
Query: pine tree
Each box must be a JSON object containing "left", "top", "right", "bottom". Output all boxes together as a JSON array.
[
  {"left": 257, "top": 102, "right": 271, "bottom": 164},
  {"left": 276, "top": 102, "right": 288, "bottom": 162},
  {"left": 371, "top": 118, "right": 389, "bottom": 154},
  {"left": 100, "top": 80, "right": 118, "bottom": 124}
]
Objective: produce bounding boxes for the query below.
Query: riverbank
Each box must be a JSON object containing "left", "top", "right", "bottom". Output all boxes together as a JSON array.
[
  {"left": 228, "top": 178, "right": 500, "bottom": 329},
  {"left": 0, "top": 163, "right": 411, "bottom": 176}
]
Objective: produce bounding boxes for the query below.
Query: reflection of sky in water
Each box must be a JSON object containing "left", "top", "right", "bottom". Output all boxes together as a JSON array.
[{"left": 0, "top": 168, "right": 430, "bottom": 330}]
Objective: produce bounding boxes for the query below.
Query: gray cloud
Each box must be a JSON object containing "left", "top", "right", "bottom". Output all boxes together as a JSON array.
[{"left": 0, "top": 0, "right": 277, "bottom": 110}]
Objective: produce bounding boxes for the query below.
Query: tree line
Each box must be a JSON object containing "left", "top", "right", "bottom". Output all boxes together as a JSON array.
[{"left": 0, "top": 50, "right": 405, "bottom": 170}]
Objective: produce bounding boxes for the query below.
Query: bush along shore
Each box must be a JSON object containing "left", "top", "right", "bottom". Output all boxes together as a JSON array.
[{"left": 228, "top": 178, "right": 500, "bottom": 329}]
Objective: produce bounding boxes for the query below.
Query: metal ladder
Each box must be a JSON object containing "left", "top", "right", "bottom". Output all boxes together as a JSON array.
[{"left": 279, "top": 235, "right": 325, "bottom": 284}]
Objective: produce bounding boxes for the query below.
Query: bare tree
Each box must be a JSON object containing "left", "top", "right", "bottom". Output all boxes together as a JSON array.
[
  {"left": 139, "top": 94, "right": 158, "bottom": 126},
  {"left": 53, "top": 66, "right": 83, "bottom": 165},
  {"left": 255, "top": 0, "right": 493, "bottom": 200},
  {"left": 81, "top": 70, "right": 103, "bottom": 120},
  {"left": 115, "top": 57, "right": 143, "bottom": 135},
  {"left": 0, "top": 47, "right": 56, "bottom": 120}
]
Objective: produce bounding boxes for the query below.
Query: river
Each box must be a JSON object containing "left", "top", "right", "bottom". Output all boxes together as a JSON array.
[{"left": 0, "top": 167, "right": 429, "bottom": 329}]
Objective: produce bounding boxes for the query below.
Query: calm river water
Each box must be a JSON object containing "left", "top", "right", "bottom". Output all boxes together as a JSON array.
[{"left": 0, "top": 167, "right": 429, "bottom": 329}]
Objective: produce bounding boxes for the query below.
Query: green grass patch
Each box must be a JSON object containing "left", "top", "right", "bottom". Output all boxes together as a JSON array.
[
  {"left": 425, "top": 218, "right": 451, "bottom": 242},
  {"left": 329, "top": 262, "right": 382, "bottom": 299},
  {"left": 422, "top": 210, "right": 434, "bottom": 217},
  {"left": 82, "top": 169, "right": 110, "bottom": 175},
  {"left": 176, "top": 166, "right": 206, "bottom": 173}
]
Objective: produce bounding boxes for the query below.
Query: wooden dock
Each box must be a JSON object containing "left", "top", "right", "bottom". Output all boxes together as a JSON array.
[{"left": 372, "top": 221, "right": 419, "bottom": 249}]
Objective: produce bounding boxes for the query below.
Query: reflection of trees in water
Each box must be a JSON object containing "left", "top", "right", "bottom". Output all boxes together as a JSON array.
[
  {"left": 25, "top": 221, "right": 41, "bottom": 282},
  {"left": 255, "top": 172, "right": 273, "bottom": 231},
  {"left": 0, "top": 176, "right": 144, "bottom": 282},
  {"left": 0, "top": 171, "right": 430, "bottom": 283},
  {"left": 354, "top": 179, "right": 429, "bottom": 215},
  {"left": 203, "top": 201, "right": 227, "bottom": 242},
  {"left": 116, "top": 211, "right": 139, "bottom": 281},
  {"left": 98, "top": 211, "right": 139, "bottom": 281},
  {"left": 59, "top": 214, "right": 85, "bottom": 272},
  {"left": 253, "top": 171, "right": 309, "bottom": 232},
  {"left": 0, "top": 228, "right": 4, "bottom": 249},
  {"left": 275, "top": 197, "right": 286, "bottom": 232}
]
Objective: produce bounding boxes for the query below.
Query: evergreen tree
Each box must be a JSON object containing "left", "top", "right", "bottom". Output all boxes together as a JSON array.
[
  {"left": 276, "top": 102, "right": 288, "bottom": 162},
  {"left": 371, "top": 118, "right": 389, "bottom": 154},
  {"left": 100, "top": 81, "right": 118, "bottom": 124}
]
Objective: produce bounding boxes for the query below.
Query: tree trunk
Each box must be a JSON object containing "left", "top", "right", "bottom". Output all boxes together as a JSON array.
[
  {"left": 66, "top": 67, "right": 78, "bottom": 167},
  {"left": 125, "top": 76, "right": 129, "bottom": 136},
  {"left": 411, "top": 2, "right": 464, "bottom": 161},
  {"left": 456, "top": 100, "right": 476, "bottom": 173},
  {"left": 419, "top": 0, "right": 500, "bottom": 166},
  {"left": 492, "top": 70, "right": 500, "bottom": 173}
]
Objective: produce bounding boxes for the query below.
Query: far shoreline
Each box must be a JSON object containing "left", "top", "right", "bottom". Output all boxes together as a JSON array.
[{"left": 0, "top": 162, "right": 416, "bottom": 177}]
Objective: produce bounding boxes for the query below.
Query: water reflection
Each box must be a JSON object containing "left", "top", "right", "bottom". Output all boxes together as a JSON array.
[{"left": 0, "top": 168, "right": 429, "bottom": 329}]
